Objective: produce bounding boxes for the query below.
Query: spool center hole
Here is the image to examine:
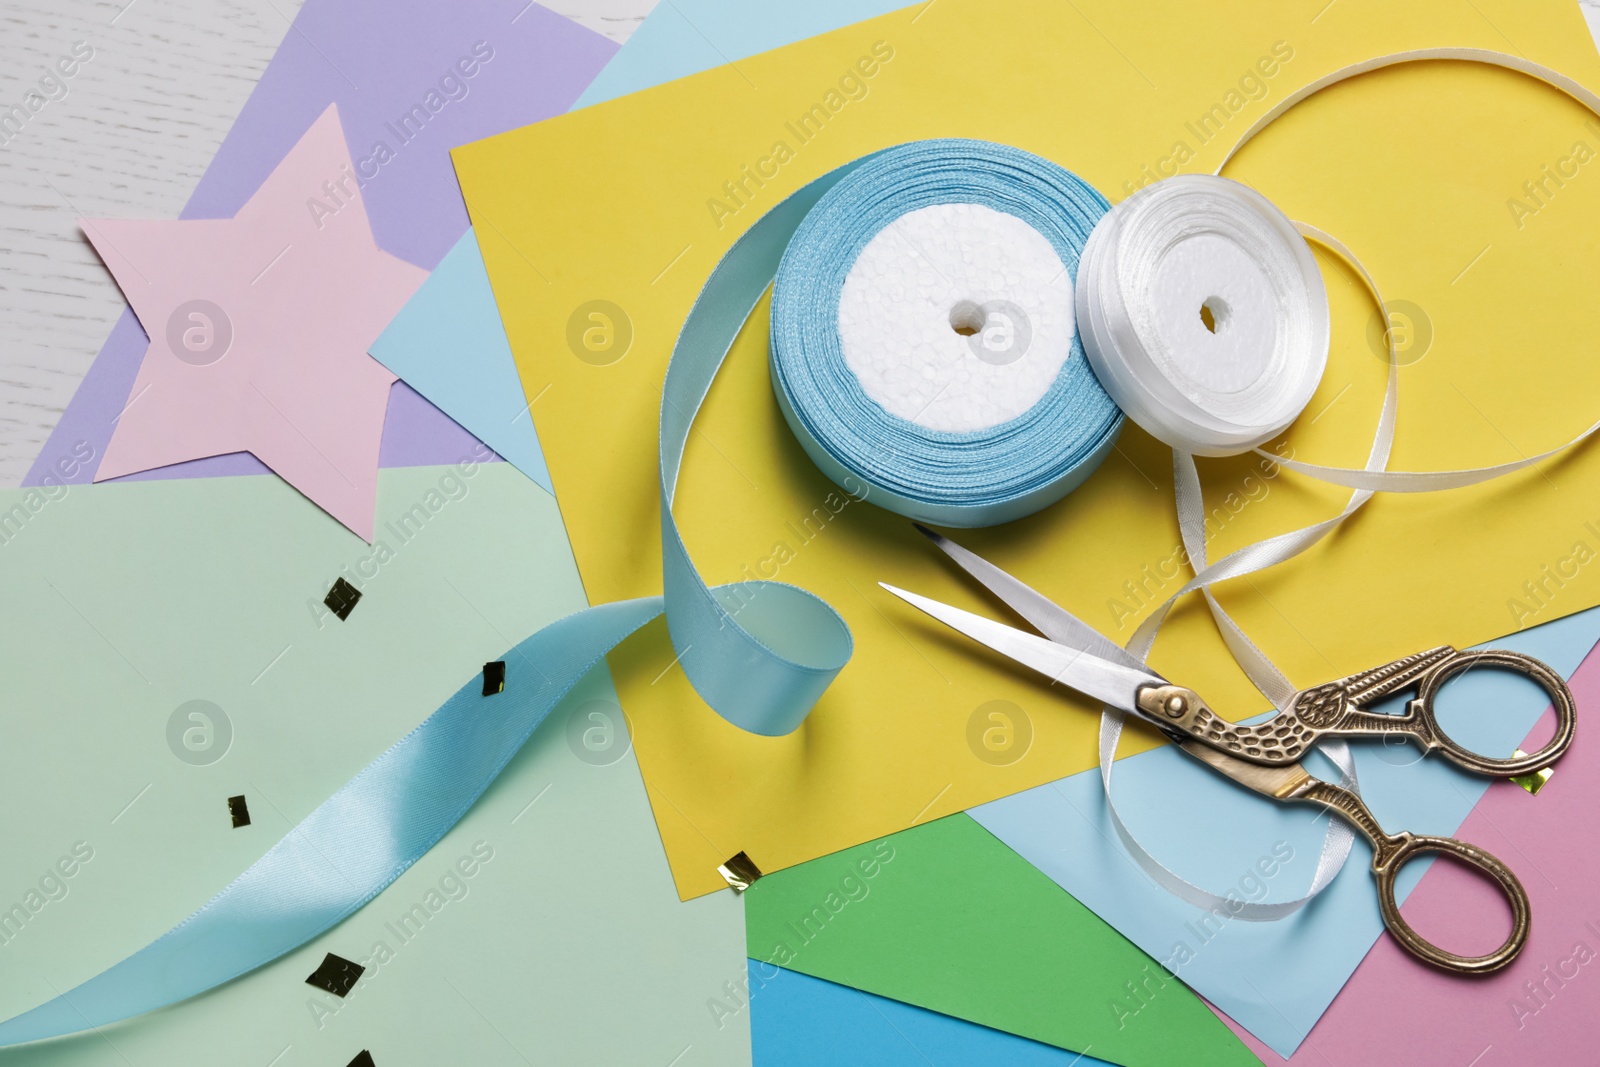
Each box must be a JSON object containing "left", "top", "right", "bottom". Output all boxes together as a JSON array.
[
  {"left": 1200, "top": 297, "right": 1230, "bottom": 335},
  {"left": 949, "top": 300, "right": 986, "bottom": 337}
]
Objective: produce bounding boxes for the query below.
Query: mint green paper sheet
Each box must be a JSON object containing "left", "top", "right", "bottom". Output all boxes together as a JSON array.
[{"left": 0, "top": 467, "right": 747, "bottom": 1064}]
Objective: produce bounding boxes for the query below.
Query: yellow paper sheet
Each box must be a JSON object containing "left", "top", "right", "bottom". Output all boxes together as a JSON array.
[{"left": 454, "top": 0, "right": 1600, "bottom": 897}]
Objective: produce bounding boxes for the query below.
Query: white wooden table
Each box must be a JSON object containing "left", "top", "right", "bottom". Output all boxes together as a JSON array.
[{"left": 5, "top": 0, "right": 1600, "bottom": 488}]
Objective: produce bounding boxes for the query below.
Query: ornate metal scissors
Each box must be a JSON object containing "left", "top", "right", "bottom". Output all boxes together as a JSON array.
[{"left": 883, "top": 526, "right": 1577, "bottom": 975}]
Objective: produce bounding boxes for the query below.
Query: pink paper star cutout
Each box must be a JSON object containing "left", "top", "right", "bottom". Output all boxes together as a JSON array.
[{"left": 83, "top": 104, "right": 427, "bottom": 540}]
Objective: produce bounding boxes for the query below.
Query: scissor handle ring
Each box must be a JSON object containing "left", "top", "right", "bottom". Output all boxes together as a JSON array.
[
  {"left": 1373, "top": 833, "right": 1530, "bottom": 975},
  {"left": 1413, "top": 649, "right": 1576, "bottom": 777}
]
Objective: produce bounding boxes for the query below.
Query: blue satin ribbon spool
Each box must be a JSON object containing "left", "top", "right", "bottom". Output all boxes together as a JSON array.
[{"left": 770, "top": 140, "right": 1123, "bottom": 527}]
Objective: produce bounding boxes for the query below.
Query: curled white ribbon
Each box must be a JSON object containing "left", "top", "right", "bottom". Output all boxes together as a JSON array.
[
  {"left": 1089, "top": 48, "right": 1600, "bottom": 918},
  {"left": 1094, "top": 223, "right": 1394, "bottom": 920}
]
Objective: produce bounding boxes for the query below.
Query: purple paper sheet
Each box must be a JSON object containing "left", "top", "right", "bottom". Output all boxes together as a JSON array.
[{"left": 27, "top": 0, "right": 616, "bottom": 487}]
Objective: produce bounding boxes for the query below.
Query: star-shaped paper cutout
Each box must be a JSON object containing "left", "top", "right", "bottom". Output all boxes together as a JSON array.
[{"left": 83, "top": 104, "right": 427, "bottom": 540}]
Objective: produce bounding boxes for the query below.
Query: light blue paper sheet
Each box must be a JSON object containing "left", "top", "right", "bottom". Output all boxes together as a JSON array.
[
  {"left": 371, "top": 1, "right": 913, "bottom": 492},
  {"left": 749, "top": 961, "right": 1115, "bottom": 1066},
  {"left": 370, "top": 236, "right": 552, "bottom": 494},
  {"left": 575, "top": 0, "right": 915, "bottom": 109},
  {"left": 970, "top": 606, "right": 1600, "bottom": 1058}
]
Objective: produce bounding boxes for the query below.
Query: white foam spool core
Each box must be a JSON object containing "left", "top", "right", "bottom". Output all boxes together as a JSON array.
[
  {"left": 1077, "top": 175, "right": 1329, "bottom": 456},
  {"left": 836, "top": 203, "right": 1077, "bottom": 433}
]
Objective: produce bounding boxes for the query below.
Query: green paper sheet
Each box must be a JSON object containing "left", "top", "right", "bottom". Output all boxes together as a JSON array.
[
  {"left": 0, "top": 466, "right": 748, "bottom": 1065},
  {"left": 744, "top": 814, "right": 1256, "bottom": 1067}
]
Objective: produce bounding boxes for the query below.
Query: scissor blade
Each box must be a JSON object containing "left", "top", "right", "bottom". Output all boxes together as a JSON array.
[
  {"left": 912, "top": 524, "right": 1148, "bottom": 671},
  {"left": 880, "top": 583, "right": 1162, "bottom": 713},
  {"left": 1175, "top": 737, "right": 1314, "bottom": 800}
]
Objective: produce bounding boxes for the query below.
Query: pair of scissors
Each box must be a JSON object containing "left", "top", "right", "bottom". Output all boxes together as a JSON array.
[{"left": 883, "top": 525, "right": 1577, "bottom": 975}]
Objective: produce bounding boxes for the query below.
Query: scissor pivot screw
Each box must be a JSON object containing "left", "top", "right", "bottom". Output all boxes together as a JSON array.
[{"left": 1163, "top": 695, "right": 1187, "bottom": 718}]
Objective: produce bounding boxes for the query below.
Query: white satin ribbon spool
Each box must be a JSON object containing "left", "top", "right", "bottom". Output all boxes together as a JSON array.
[{"left": 1076, "top": 174, "right": 1329, "bottom": 457}]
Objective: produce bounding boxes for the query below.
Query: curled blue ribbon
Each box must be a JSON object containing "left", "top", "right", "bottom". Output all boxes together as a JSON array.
[{"left": 0, "top": 141, "right": 1114, "bottom": 1043}]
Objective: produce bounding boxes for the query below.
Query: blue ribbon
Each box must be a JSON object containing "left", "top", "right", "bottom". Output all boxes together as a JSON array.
[{"left": 0, "top": 140, "right": 1115, "bottom": 1044}]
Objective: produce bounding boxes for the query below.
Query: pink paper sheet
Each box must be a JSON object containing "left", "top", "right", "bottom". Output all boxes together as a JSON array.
[{"left": 84, "top": 105, "right": 426, "bottom": 540}]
